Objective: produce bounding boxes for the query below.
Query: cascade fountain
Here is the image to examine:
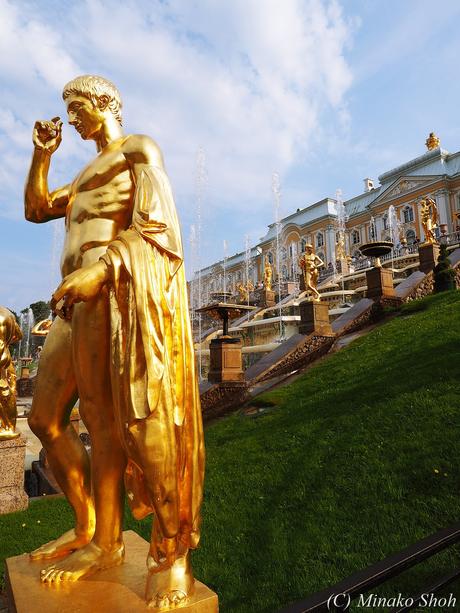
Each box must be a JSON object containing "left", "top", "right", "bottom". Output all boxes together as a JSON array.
[
  {"left": 272, "top": 172, "right": 284, "bottom": 341},
  {"left": 195, "top": 147, "right": 207, "bottom": 380},
  {"left": 387, "top": 205, "right": 400, "bottom": 267},
  {"left": 335, "top": 189, "right": 348, "bottom": 304},
  {"left": 223, "top": 239, "right": 228, "bottom": 296}
]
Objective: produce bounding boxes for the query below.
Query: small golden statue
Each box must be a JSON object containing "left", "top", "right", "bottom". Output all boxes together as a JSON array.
[
  {"left": 236, "top": 280, "right": 254, "bottom": 302},
  {"left": 263, "top": 256, "right": 273, "bottom": 291},
  {"left": 0, "top": 307, "right": 22, "bottom": 440},
  {"left": 336, "top": 232, "right": 346, "bottom": 262},
  {"left": 419, "top": 196, "right": 439, "bottom": 244},
  {"left": 24, "top": 75, "right": 204, "bottom": 609},
  {"left": 299, "top": 244, "right": 324, "bottom": 301},
  {"left": 425, "top": 132, "right": 440, "bottom": 151}
]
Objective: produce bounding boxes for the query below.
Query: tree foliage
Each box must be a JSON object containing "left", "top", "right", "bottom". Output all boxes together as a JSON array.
[{"left": 433, "top": 244, "right": 456, "bottom": 292}]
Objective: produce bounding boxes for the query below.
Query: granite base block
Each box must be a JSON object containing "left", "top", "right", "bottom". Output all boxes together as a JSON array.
[
  {"left": 0, "top": 434, "right": 28, "bottom": 514},
  {"left": 6, "top": 530, "right": 218, "bottom": 613}
]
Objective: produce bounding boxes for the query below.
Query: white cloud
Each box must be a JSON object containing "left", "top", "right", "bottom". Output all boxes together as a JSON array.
[
  {"left": 0, "top": 0, "right": 355, "bottom": 308},
  {"left": 0, "top": 0, "right": 353, "bottom": 215}
]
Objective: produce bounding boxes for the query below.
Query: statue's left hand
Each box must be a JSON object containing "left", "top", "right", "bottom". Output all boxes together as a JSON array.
[{"left": 51, "top": 261, "right": 108, "bottom": 320}]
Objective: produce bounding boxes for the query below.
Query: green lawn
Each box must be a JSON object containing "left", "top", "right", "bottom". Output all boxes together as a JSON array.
[{"left": 1, "top": 290, "right": 460, "bottom": 612}]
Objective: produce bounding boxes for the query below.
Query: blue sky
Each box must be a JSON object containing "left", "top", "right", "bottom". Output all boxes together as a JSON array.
[{"left": 2, "top": 0, "right": 460, "bottom": 312}]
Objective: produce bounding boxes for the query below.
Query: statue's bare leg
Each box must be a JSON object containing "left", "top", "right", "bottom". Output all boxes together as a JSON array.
[
  {"left": 41, "top": 293, "right": 126, "bottom": 583},
  {"left": 28, "top": 317, "right": 95, "bottom": 561},
  {"left": 128, "top": 417, "right": 194, "bottom": 608}
]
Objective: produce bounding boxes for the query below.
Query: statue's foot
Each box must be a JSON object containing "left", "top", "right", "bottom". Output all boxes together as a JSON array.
[
  {"left": 40, "top": 541, "right": 124, "bottom": 583},
  {"left": 146, "top": 551, "right": 194, "bottom": 609},
  {"left": 30, "top": 528, "right": 93, "bottom": 561}
]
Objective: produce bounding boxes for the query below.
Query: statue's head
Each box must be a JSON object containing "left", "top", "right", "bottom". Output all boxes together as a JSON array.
[
  {"left": 62, "top": 75, "right": 122, "bottom": 139},
  {"left": 304, "top": 243, "right": 313, "bottom": 254}
]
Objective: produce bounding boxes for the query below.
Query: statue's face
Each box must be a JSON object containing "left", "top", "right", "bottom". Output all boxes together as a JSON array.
[{"left": 66, "top": 94, "right": 105, "bottom": 140}]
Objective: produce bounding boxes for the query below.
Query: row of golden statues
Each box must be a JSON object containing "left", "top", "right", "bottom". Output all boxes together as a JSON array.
[
  {"left": 0, "top": 73, "right": 444, "bottom": 610},
  {"left": 234, "top": 245, "right": 324, "bottom": 303}
]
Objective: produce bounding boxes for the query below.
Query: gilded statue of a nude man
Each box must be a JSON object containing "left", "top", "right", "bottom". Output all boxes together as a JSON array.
[
  {"left": 24, "top": 75, "right": 204, "bottom": 609},
  {"left": 419, "top": 196, "right": 438, "bottom": 245},
  {"left": 299, "top": 244, "right": 323, "bottom": 301}
]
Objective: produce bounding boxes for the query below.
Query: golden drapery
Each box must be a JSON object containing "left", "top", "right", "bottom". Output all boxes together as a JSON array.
[{"left": 101, "top": 165, "right": 204, "bottom": 551}]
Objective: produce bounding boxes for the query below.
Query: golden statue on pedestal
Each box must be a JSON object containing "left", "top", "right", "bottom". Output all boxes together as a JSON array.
[
  {"left": 336, "top": 232, "right": 347, "bottom": 262},
  {"left": 299, "top": 244, "right": 323, "bottom": 301},
  {"left": 24, "top": 76, "right": 204, "bottom": 609},
  {"left": 263, "top": 256, "right": 273, "bottom": 291},
  {"left": 419, "top": 196, "right": 439, "bottom": 244},
  {"left": 0, "top": 307, "right": 22, "bottom": 441},
  {"left": 425, "top": 132, "right": 440, "bottom": 151},
  {"left": 236, "top": 280, "right": 253, "bottom": 303}
]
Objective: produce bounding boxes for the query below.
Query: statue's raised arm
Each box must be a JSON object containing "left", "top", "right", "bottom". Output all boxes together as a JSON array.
[{"left": 24, "top": 116, "right": 70, "bottom": 223}]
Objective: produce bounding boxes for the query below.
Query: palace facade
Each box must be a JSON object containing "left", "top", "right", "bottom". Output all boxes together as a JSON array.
[{"left": 191, "top": 137, "right": 460, "bottom": 305}]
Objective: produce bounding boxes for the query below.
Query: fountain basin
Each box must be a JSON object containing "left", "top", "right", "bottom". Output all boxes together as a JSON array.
[
  {"left": 359, "top": 241, "right": 393, "bottom": 259},
  {"left": 197, "top": 302, "right": 255, "bottom": 336}
]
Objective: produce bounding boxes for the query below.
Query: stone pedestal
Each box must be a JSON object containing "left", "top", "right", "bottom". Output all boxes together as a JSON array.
[
  {"left": 365, "top": 266, "right": 395, "bottom": 300},
  {"left": 6, "top": 530, "right": 218, "bottom": 613},
  {"left": 285, "top": 281, "right": 297, "bottom": 296},
  {"left": 0, "top": 434, "right": 28, "bottom": 514},
  {"left": 17, "top": 376, "right": 34, "bottom": 398},
  {"left": 258, "top": 289, "right": 276, "bottom": 308},
  {"left": 208, "top": 337, "right": 244, "bottom": 383},
  {"left": 418, "top": 242, "right": 440, "bottom": 273},
  {"left": 299, "top": 300, "right": 333, "bottom": 336}
]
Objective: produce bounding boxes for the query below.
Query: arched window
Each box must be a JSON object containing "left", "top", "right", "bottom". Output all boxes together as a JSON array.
[
  {"left": 316, "top": 232, "right": 324, "bottom": 248},
  {"left": 267, "top": 251, "right": 274, "bottom": 264},
  {"left": 301, "top": 237, "right": 307, "bottom": 252},
  {"left": 281, "top": 265, "right": 288, "bottom": 280},
  {"left": 289, "top": 242, "right": 297, "bottom": 258},
  {"left": 383, "top": 215, "right": 388, "bottom": 230},
  {"left": 406, "top": 229, "right": 416, "bottom": 244},
  {"left": 351, "top": 230, "right": 360, "bottom": 245},
  {"left": 403, "top": 205, "right": 414, "bottom": 223}
]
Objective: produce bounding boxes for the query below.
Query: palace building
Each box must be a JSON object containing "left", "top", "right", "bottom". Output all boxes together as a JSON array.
[{"left": 191, "top": 135, "right": 460, "bottom": 306}]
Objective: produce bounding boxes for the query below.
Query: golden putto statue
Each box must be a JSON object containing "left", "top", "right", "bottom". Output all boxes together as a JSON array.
[
  {"left": 425, "top": 132, "right": 440, "bottom": 151},
  {"left": 263, "top": 255, "right": 273, "bottom": 291},
  {"left": 236, "top": 280, "right": 254, "bottom": 302},
  {"left": 299, "top": 244, "right": 324, "bottom": 301},
  {"left": 24, "top": 75, "right": 204, "bottom": 609},
  {"left": 419, "top": 196, "right": 439, "bottom": 244},
  {"left": 0, "top": 307, "right": 22, "bottom": 440}
]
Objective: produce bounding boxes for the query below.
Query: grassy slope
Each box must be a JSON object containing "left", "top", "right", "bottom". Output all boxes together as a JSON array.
[{"left": 1, "top": 290, "right": 460, "bottom": 612}]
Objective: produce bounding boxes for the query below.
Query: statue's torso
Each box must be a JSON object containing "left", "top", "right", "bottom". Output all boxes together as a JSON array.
[
  {"left": 302, "top": 254, "right": 316, "bottom": 271},
  {"left": 62, "top": 138, "right": 135, "bottom": 275}
]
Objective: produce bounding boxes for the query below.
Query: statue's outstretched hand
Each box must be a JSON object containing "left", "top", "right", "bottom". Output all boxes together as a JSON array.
[
  {"left": 33, "top": 117, "right": 62, "bottom": 154},
  {"left": 51, "top": 261, "right": 108, "bottom": 320}
]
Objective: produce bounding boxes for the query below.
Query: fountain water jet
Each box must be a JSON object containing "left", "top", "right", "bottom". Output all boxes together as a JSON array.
[{"left": 272, "top": 173, "right": 284, "bottom": 341}]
